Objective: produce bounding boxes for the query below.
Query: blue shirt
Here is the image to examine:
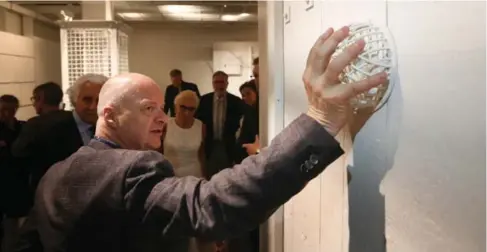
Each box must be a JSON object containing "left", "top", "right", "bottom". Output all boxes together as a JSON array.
[{"left": 72, "top": 111, "right": 93, "bottom": 145}]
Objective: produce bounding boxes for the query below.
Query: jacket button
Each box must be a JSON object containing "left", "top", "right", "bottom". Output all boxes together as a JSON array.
[{"left": 309, "top": 154, "right": 319, "bottom": 165}]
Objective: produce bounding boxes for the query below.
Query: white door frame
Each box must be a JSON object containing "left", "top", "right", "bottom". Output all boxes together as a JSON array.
[{"left": 258, "top": 1, "right": 285, "bottom": 252}]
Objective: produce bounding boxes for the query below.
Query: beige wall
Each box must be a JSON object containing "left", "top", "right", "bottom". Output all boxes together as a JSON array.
[
  {"left": 128, "top": 22, "right": 258, "bottom": 96},
  {"left": 0, "top": 6, "right": 61, "bottom": 121}
]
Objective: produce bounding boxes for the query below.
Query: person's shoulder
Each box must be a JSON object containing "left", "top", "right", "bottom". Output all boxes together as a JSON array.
[
  {"left": 69, "top": 147, "right": 169, "bottom": 175},
  {"left": 25, "top": 114, "right": 41, "bottom": 124},
  {"left": 125, "top": 150, "right": 174, "bottom": 176},
  {"left": 200, "top": 92, "right": 213, "bottom": 100},
  {"left": 186, "top": 81, "right": 198, "bottom": 87},
  {"left": 194, "top": 118, "right": 203, "bottom": 127},
  {"left": 227, "top": 92, "right": 241, "bottom": 100}
]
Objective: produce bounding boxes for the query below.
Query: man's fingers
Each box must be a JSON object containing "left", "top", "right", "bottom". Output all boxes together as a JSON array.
[
  {"left": 323, "top": 72, "right": 388, "bottom": 101},
  {"left": 311, "top": 26, "right": 350, "bottom": 74},
  {"left": 306, "top": 28, "right": 334, "bottom": 67},
  {"left": 324, "top": 39, "right": 366, "bottom": 83}
]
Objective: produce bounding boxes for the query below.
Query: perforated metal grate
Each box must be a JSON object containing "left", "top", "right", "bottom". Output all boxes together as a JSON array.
[
  {"left": 117, "top": 31, "right": 129, "bottom": 74},
  {"left": 60, "top": 22, "right": 130, "bottom": 110},
  {"left": 60, "top": 22, "right": 131, "bottom": 109},
  {"left": 65, "top": 28, "right": 113, "bottom": 87}
]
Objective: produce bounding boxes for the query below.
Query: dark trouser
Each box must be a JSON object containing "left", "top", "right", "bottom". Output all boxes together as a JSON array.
[
  {"left": 227, "top": 232, "right": 252, "bottom": 252},
  {"left": 250, "top": 228, "right": 259, "bottom": 252},
  {"left": 207, "top": 141, "right": 232, "bottom": 178}
]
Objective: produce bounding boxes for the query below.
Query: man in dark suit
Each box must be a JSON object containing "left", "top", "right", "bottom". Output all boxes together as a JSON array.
[
  {"left": 0, "top": 95, "right": 26, "bottom": 252},
  {"left": 164, "top": 69, "right": 200, "bottom": 117},
  {"left": 12, "top": 75, "right": 106, "bottom": 196},
  {"left": 195, "top": 71, "right": 245, "bottom": 178},
  {"left": 26, "top": 26, "right": 388, "bottom": 252}
]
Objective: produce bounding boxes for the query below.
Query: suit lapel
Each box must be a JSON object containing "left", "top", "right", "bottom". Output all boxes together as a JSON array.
[{"left": 68, "top": 114, "right": 84, "bottom": 148}]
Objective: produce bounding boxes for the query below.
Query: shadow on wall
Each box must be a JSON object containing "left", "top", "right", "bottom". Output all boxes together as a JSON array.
[{"left": 349, "top": 76, "right": 403, "bottom": 252}]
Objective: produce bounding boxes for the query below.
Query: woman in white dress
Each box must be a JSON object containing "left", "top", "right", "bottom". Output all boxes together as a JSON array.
[{"left": 160, "top": 90, "right": 214, "bottom": 252}]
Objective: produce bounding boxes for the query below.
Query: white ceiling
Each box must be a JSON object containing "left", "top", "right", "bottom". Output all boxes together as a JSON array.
[{"left": 14, "top": 1, "right": 258, "bottom": 23}]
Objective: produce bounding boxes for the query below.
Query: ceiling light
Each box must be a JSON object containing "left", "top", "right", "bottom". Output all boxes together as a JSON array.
[
  {"left": 118, "top": 12, "right": 148, "bottom": 20},
  {"left": 165, "top": 13, "right": 219, "bottom": 21},
  {"left": 221, "top": 14, "right": 240, "bottom": 22},
  {"left": 158, "top": 5, "right": 203, "bottom": 14},
  {"left": 239, "top": 13, "right": 250, "bottom": 17}
]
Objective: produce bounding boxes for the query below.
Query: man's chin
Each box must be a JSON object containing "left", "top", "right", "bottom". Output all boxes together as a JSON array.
[{"left": 145, "top": 140, "right": 161, "bottom": 151}]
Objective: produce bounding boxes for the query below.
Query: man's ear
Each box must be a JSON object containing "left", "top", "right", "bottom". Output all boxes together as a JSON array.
[{"left": 103, "top": 107, "right": 118, "bottom": 127}]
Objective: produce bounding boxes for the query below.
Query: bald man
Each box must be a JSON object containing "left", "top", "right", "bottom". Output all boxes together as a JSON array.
[{"left": 27, "top": 26, "right": 387, "bottom": 252}]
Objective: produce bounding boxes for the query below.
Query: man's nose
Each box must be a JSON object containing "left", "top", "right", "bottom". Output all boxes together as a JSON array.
[
  {"left": 158, "top": 111, "right": 169, "bottom": 124},
  {"left": 88, "top": 101, "right": 97, "bottom": 110}
]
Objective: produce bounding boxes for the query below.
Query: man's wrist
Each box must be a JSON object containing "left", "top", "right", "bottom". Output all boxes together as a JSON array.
[{"left": 306, "top": 106, "right": 339, "bottom": 137}]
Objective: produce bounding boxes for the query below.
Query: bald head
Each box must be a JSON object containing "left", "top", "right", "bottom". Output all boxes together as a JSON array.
[
  {"left": 95, "top": 73, "right": 166, "bottom": 150},
  {"left": 97, "top": 73, "right": 160, "bottom": 116}
]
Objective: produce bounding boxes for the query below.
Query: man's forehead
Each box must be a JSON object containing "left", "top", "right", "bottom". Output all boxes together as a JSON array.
[{"left": 139, "top": 97, "right": 164, "bottom": 107}]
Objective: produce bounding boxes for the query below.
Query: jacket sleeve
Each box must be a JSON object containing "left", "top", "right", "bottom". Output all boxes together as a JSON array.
[
  {"left": 123, "top": 113, "right": 344, "bottom": 240},
  {"left": 163, "top": 86, "right": 171, "bottom": 114},
  {"left": 192, "top": 84, "right": 201, "bottom": 98}
]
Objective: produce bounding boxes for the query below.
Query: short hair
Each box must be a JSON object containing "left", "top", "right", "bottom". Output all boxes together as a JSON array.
[
  {"left": 253, "top": 57, "right": 259, "bottom": 65},
  {"left": 0, "top": 94, "right": 20, "bottom": 107},
  {"left": 33, "top": 82, "right": 63, "bottom": 106},
  {"left": 67, "top": 74, "right": 108, "bottom": 106},
  {"left": 239, "top": 82, "right": 257, "bottom": 94},
  {"left": 212, "top": 71, "right": 228, "bottom": 79},
  {"left": 170, "top": 69, "right": 182, "bottom": 77},
  {"left": 174, "top": 90, "right": 200, "bottom": 108}
]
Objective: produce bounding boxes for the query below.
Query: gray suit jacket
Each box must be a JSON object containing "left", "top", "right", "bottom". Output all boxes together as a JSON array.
[{"left": 32, "top": 114, "right": 344, "bottom": 252}]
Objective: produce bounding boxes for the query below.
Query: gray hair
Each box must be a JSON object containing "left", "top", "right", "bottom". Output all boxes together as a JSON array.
[
  {"left": 67, "top": 74, "right": 108, "bottom": 106},
  {"left": 174, "top": 90, "right": 199, "bottom": 108}
]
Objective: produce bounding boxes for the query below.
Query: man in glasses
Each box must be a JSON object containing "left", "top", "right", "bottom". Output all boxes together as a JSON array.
[{"left": 195, "top": 71, "right": 245, "bottom": 179}]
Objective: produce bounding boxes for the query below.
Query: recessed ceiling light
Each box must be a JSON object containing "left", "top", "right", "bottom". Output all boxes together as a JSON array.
[
  {"left": 221, "top": 13, "right": 252, "bottom": 22},
  {"left": 158, "top": 5, "right": 203, "bottom": 14},
  {"left": 221, "top": 14, "right": 239, "bottom": 21},
  {"left": 118, "top": 12, "right": 148, "bottom": 19},
  {"left": 165, "top": 13, "right": 220, "bottom": 21}
]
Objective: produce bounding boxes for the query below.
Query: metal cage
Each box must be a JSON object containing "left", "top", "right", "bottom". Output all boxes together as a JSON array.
[{"left": 59, "top": 20, "right": 131, "bottom": 109}]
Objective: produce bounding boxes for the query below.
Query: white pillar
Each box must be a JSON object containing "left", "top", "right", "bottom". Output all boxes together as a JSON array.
[
  {"left": 259, "top": 1, "right": 285, "bottom": 252},
  {"left": 81, "top": 0, "right": 114, "bottom": 21}
]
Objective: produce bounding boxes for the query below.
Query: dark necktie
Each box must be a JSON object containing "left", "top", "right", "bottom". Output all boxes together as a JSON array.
[{"left": 88, "top": 126, "right": 96, "bottom": 139}]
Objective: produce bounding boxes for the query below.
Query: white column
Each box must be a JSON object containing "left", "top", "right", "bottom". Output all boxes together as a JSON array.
[
  {"left": 259, "top": 1, "right": 285, "bottom": 252},
  {"left": 81, "top": 0, "right": 114, "bottom": 21}
]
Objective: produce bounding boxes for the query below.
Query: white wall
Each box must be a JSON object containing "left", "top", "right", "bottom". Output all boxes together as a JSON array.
[
  {"left": 279, "top": 1, "right": 485, "bottom": 252},
  {"left": 213, "top": 41, "right": 259, "bottom": 95},
  {"left": 128, "top": 23, "right": 258, "bottom": 96}
]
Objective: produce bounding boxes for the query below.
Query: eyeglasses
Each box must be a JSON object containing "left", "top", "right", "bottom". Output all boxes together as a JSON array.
[{"left": 179, "top": 105, "right": 196, "bottom": 112}]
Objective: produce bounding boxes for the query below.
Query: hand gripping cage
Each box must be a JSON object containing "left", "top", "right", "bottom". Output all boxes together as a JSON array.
[
  {"left": 332, "top": 23, "right": 398, "bottom": 111},
  {"left": 59, "top": 20, "right": 131, "bottom": 110}
]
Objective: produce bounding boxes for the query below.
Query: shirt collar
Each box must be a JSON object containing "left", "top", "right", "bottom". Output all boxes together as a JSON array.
[
  {"left": 214, "top": 92, "right": 227, "bottom": 102},
  {"left": 72, "top": 111, "right": 92, "bottom": 132}
]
